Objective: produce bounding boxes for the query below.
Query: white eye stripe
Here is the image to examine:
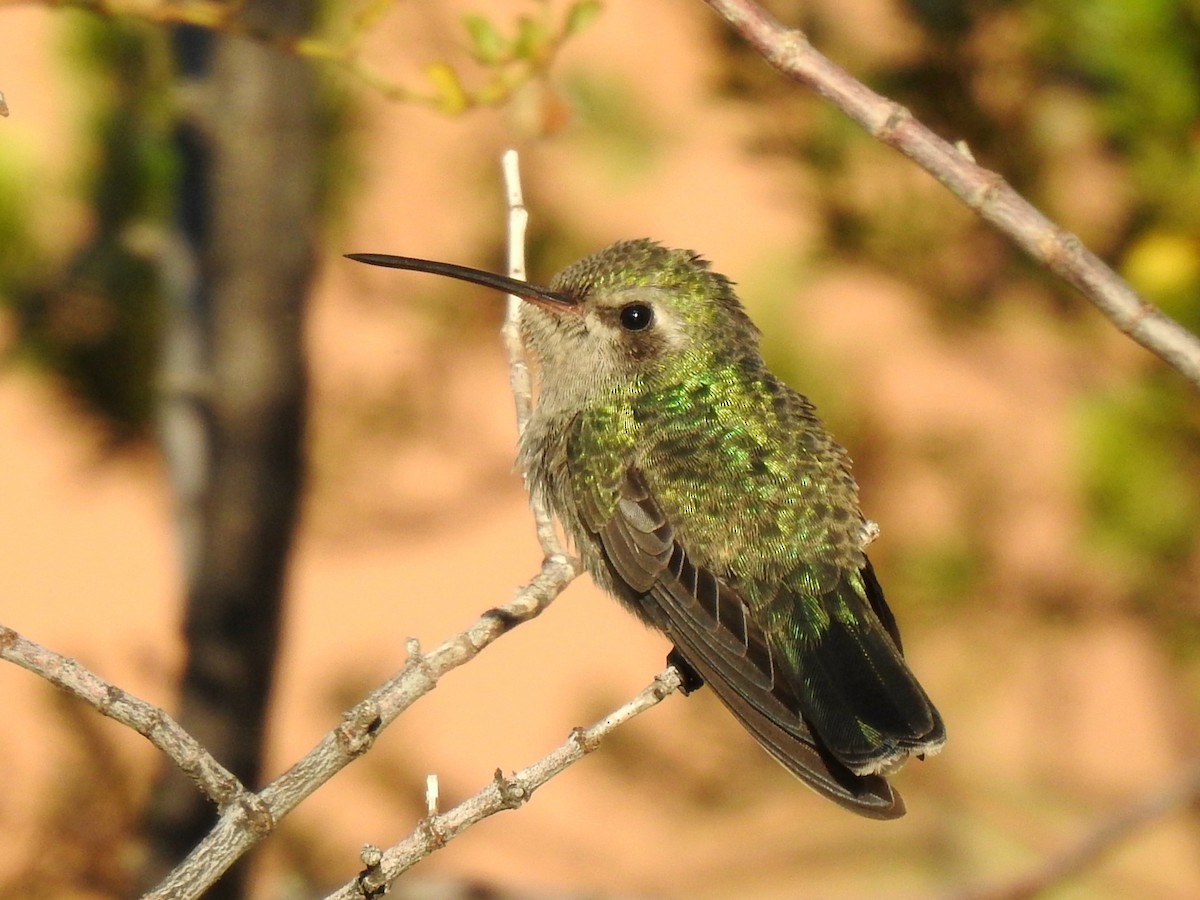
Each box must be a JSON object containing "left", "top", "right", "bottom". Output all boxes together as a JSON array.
[
  {"left": 585, "top": 289, "right": 690, "bottom": 355},
  {"left": 646, "top": 305, "right": 688, "bottom": 352}
]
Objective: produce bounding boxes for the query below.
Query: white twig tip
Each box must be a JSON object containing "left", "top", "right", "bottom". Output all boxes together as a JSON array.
[{"left": 425, "top": 774, "right": 439, "bottom": 816}]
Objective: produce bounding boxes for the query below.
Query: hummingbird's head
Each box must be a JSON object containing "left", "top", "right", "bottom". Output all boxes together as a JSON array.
[
  {"left": 545, "top": 239, "right": 760, "bottom": 359},
  {"left": 346, "top": 239, "right": 761, "bottom": 410}
]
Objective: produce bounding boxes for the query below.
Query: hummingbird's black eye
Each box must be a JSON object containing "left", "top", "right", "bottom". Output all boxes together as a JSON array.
[{"left": 618, "top": 303, "right": 654, "bottom": 331}]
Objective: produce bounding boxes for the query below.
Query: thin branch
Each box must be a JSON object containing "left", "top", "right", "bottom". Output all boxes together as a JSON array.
[
  {"left": 502, "top": 148, "right": 534, "bottom": 437},
  {"left": 501, "top": 148, "right": 569, "bottom": 557},
  {"left": 0, "top": 90, "right": 9, "bottom": 116},
  {"left": 956, "top": 762, "right": 1200, "bottom": 900},
  {"left": 701, "top": 0, "right": 1200, "bottom": 391},
  {"left": 329, "top": 666, "right": 685, "bottom": 899},
  {"left": 0, "top": 623, "right": 247, "bottom": 808},
  {"left": 144, "top": 553, "right": 578, "bottom": 900}
]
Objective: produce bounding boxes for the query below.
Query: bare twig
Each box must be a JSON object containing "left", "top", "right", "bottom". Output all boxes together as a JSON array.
[
  {"left": 701, "top": 0, "right": 1200, "bottom": 391},
  {"left": 424, "top": 774, "right": 439, "bottom": 817},
  {"left": 329, "top": 666, "right": 685, "bottom": 899},
  {"left": 956, "top": 762, "right": 1200, "bottom": 900},
  {"left": 144, "top": 553, "right": 578, "bottom": 900},
  {"left": 0, "top": 624, "right": 245, "bottom": 809},
  {"left": 501, "top": 149, "right": 534, "bottom": 436},
  {"left": 0, "top": 90, "right": 9, "bottom": 116},
  {"left": 501, "top": 148, "right": 569, "bottom": 557}
]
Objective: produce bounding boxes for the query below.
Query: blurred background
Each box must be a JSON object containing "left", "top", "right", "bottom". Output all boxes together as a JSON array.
[{"left": 2, "top": 0, "right": 1200, "bottom": 897}]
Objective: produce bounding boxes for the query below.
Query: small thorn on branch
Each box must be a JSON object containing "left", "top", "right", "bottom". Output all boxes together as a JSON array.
[
  {"left": 360, "top": 844, "right": 382, "bottom": 867},
  {"left": 402, "top": 635, "right": 438, "bottom": 685},
  {"left": 356, "top": 845, "right": 386, "bottom": 900},
  {"left": 336, "top": 700, "right": 384, "bottom": 757},
  {"left": 493, "top": 768, "right": 529, "bottom": 808},
  {"left": 569, "top": 724, "right": 600, "bottom": 754}
]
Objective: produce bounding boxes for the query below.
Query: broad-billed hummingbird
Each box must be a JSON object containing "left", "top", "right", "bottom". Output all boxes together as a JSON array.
[{"left": 348, "top": 240, "right": 944, "bottom": 818}]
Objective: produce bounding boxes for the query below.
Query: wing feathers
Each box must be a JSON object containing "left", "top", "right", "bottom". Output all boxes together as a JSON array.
[
  {"left": 588, "top": 466, "right": 941, "bottom": 815},
  {"left": 666, "top": 632, "right": 905, "bottom": 819},
  {"left": 791, "top": 584, "right": 945, "bottom": 774}
]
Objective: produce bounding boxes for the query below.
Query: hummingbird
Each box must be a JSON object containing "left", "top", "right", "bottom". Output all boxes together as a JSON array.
[{"left": 347, "top": 239, "right": 945, "bottom": 818}]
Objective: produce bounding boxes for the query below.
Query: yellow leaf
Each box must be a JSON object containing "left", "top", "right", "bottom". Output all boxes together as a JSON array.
[
  {"left": 1123, "top": 232, "right": 1200, "bottom": 298},
  {"left": 424, "top": 62, "right": 469, "bottom": 115}
]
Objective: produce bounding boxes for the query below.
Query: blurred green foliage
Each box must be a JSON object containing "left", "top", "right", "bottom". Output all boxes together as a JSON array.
[
  {"left": 0, "top": 147, "right": 41, "bottom": 302},
  {"left": 1079, "top": 378, "right": 1200, "bottom": 578},
  {"left": 1, "top": 16, "right": 173, "bottom": 442},
  {"left": 562, "top": 70, "right": 667, "bottom": 178}
]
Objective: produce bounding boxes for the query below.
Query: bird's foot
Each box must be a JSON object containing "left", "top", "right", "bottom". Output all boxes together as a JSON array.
[{"left": 666, "top": 648, "right": 705, "bottom": 695}]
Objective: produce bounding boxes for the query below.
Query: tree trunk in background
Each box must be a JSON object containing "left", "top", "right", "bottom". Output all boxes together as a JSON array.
[{"left": 142, "top": 0, "right": 318, "bottom": 894}]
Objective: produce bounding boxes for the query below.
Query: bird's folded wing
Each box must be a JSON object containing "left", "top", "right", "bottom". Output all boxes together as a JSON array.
[{"left": 586, "top": 465, "right": 904, "bottom": 819}]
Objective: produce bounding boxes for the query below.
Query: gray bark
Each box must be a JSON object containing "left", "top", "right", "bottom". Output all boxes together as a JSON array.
[{"left": 144, "top": 1, "right": 318, "bottom": 894}]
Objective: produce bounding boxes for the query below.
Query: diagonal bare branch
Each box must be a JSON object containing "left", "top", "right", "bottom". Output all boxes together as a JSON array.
[
  {"left": 0, "top": 623, "right": 246, "bottom": 809},
  {"left": 701, "top": 0, "right": 1200, "bottom": 391},
  {"left": 330, "top": 666, "right": 685, "bottom": 899}
]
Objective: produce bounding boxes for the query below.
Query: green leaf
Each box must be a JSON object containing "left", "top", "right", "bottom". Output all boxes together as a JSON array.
[
  {"left": 513, "top": 15, "right": 549, "bottom": 62},
  {"left": 462, "top": 13, "right": 506, "bottom": 65},
  {"left": 564, "top": 0, "right": 602, "bottom": 37}
]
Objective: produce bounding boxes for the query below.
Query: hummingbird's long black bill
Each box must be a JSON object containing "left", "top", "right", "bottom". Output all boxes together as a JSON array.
[{"left": 346, "top": 253, "right": 578, "bottom": 314}]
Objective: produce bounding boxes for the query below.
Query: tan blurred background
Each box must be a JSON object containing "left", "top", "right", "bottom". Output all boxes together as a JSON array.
[{"left": 2, "top": 0, "right": 1200, "bottom": 897}]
